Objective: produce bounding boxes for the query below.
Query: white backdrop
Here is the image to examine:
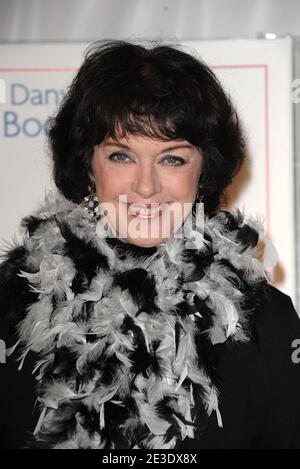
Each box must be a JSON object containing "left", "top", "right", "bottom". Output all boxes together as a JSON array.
[{"left": 0, "top": 38, "right": 296, "bottom": 302}]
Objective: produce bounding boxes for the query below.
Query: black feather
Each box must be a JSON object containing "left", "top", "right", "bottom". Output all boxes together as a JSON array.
[
  {"left": 0, "top": 245, "right": 38, "bottom": 333},
  {"left": 113, "top": 268, "right": 158, "bottom": 312},
  {"left": 21, "top": 215, "right": 51, "bottom": 237},
  {"left": 57, "top": 220, "right": 109, "bottom": 283},
  {"left": 121, "top": 315, "right": 152, "bottom": 377},
  {"left": 236, "top": 224, "right": 259, "bottom": 251}
]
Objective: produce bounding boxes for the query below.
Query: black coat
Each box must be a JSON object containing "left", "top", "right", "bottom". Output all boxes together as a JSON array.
[{"left": 1, "top": 282, "right": 300, "bottom": 449}]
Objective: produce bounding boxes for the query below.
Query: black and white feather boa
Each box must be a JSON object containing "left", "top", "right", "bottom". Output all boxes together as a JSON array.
[{"left": 2, "top": 192, "right": 277, "bottom": 449}]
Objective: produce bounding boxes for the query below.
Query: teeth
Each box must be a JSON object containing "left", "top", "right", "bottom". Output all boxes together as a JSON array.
[
  {"left": 134, "top": 208, "right": 160, "bottom": 216},
  {"left": 129, "top": 205, "right": 162, "bottom": 216}
]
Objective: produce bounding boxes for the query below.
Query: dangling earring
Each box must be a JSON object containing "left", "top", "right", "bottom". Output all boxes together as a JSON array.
[{"left": 81, "top": 181, "right": 100, "bottom": 222}]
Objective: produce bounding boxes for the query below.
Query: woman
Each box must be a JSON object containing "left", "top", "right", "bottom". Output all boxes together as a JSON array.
[{"left": 0, "top": 40, "right": 299, "bottom": 449}]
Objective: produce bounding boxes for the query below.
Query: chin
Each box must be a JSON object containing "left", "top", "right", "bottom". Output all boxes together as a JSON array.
[{"left": 127, "top": 237, "right": 165, "bottom": 248}]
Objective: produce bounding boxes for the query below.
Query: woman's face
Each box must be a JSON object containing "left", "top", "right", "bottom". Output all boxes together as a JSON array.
[{"left": 90, "top": 133, "right": 203, "bottom": 247}]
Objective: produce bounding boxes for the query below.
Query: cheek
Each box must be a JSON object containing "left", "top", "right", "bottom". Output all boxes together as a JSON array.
[
  {"left": 91, "top": 158, "right": 124, "bottom": 200},
  {"left": 100, "top": 170, "right": 123, "bottom": 196},
  {"left": 169, "top": 170, "right": 200, "bottom": 199}
]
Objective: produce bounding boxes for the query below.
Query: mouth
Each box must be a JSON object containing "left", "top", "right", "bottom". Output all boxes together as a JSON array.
[{"left": 125, "top": 202, "right": 172, "bottom": 219}]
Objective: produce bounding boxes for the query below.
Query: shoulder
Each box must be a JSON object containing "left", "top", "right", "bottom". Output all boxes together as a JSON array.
[
  {"left": 254, "top": 283, "right": 300, "bottom": 343},
  {"left": 250, "top": 284, "right": 300, "bottom": 448}
]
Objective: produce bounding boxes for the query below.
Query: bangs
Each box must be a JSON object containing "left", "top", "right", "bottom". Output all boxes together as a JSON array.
[
  {"left": 100, "top": 113, "right": 180, "bottom": 143},
  {"left": 90, "top": 90, "right": 189, "bottom": 145}
]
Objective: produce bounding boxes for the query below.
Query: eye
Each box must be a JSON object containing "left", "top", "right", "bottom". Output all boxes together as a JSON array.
[
  {"left": 161, "top": 156, "right": 186, "bottom": 166},
  {"left": 108, "top": 152, "right": 132, "bottom": 163}
]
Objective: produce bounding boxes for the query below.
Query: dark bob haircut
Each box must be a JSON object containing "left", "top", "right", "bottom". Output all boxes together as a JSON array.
[{"left": 47, "top": 40, "right": 245, "bottom": 216}]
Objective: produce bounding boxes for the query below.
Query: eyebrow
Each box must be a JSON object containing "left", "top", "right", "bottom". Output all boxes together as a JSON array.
[{"left": 104, "top": 142, "right": 193, "bottom": 152}]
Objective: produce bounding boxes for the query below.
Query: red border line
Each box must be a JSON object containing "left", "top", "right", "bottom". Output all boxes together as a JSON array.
[
  {"left": 0, "top": 68, "right": 78, "bottom": 72},
  {"left": 212, "top": 63, "right": 267, "bottom": 70}
]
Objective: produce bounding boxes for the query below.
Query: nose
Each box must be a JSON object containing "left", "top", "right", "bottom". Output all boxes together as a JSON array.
[{"left": 131, "top": 161, "right": 162, "bottom": 199}]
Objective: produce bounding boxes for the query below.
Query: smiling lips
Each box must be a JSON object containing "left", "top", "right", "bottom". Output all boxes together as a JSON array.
[{"left": 126, "top": 202, "right": 171, "bottom": 218}]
